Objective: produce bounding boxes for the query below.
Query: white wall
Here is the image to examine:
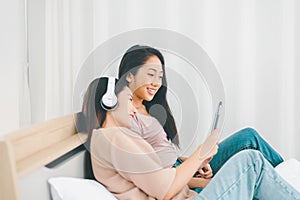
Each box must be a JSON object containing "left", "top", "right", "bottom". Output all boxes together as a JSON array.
[
  {"left": 28, "top": 0, "right": 94, "bottom": 124},
  {"left": 28, "top": 0, "right": 45, "bottom": 124},
  {"left": 295, "top": 0, "right": 300, "bottom": 159},
  {"left": 0, "top": 0, "right": 25, "bottom": 135}
]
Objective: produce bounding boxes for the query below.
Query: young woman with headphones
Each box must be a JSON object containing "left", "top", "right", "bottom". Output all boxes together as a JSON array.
[
  {"left": 117, "top": 45, "right": 285, "bottom": 192},
  {"left": 78, "top": 76, "right": 299, "bottom": 199}
]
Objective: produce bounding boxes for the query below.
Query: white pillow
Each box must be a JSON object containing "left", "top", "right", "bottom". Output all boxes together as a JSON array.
[
  {"left": 275, "top": 158, "right": 300, "bottom": 192},
  {"left": 48, "top": 177, "right": 117, "bottom": 200}
]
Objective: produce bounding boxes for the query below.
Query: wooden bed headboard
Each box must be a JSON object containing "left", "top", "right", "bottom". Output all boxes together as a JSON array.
[{"left": 0, "top": 114, "right": 88, "bottom": 200}]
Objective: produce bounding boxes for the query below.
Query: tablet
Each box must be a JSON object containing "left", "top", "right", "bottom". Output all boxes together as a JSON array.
[
  {"left": 211, "top": 101, "right": 222, "bottom": 134},
  {"left": 199, "top": 101, "right": 222, "bottom": 160}
]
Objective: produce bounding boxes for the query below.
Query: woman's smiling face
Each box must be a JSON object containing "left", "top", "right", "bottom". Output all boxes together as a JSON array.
[{"left": 127, "top": 55, "right": 163, "bottom": 102}]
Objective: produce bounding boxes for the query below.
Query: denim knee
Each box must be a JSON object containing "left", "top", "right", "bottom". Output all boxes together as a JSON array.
[
  {"left": 240, "top": 127, "right": 260, "bottom": 146},
  {"left": 235, "top": 150, "right": 265, "bottom": 169},
  {"left": 242, "top": 149, "right": 263, "bottom": 159},
  {"left": 241, "top": 127, "right": 259, "bottom": 138},
  {"left": 239, "top": 128, "right": 284, "bottom": 166}
]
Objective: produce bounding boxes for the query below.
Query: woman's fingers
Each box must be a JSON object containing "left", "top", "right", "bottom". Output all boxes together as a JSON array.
[
  {"left": 197, "top": 163, "right": 213, "bottom": 179},
  {"left": 203, "top": 169, "right": 213, "bottom": 178},
  {"left": 198, "top": 168, "right": 205, "bottom": 176},
  {"left": 203, "top": 164, "right": 213, "bottom": 178},
  {"left": 210, "top": 144, "right": 219, "bottom": 157}
]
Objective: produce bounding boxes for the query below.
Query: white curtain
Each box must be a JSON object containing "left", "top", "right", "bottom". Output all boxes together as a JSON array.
[
  {"left": 0, "top": 0, "right": 31, "bottom": 133},
  {"left": 19, "top": 62, "right": 32, "bottom": 127},
  {"left": 20, "top": 0, "right": 31, "bottom": 128},
  {"left": 32, "top": 0, "right": 300, "bottom": 159},
  {"left": 45, "top": 0, "right": 72, "bottom": 119},
  {"left": 43, "top": 0, "right": 93, "bottom": 119}
]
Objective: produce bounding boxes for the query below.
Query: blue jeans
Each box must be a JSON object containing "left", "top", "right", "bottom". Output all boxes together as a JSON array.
[
  {"left": 176, "top": 127, "right": 284, "bottom": 193},
  {"left": 210, "top": 127, "right": 284, "bottom": 175},
  {"left": 194, "top": 150, "right": 300, "bottom": 199}
]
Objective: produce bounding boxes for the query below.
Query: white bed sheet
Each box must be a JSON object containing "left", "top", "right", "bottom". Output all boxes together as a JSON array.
[{"left": 275, "top": 158, "right": 300, "bottom": 192}]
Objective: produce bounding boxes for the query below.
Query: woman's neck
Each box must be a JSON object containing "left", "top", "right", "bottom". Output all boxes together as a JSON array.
[
  {"left": 132, "top": 95, "right": 148, "bottom": 115},
  {"left": 102, "top": 113, "right": 117, "bottom": 128},
  {"left": 133, "top": 101, "right": 150, "bottom": 116},
  {"left": 132, "top": 95, "right": 143, "bottom": 108}
]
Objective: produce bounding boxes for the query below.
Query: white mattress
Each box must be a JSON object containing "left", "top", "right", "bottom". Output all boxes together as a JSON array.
[{"left": 275, "top": 158, "right": 300, "bottom": 192}]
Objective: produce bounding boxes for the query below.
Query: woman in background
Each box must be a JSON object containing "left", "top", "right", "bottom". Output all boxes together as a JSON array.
[{"left": 117, "top": 44, "right": 284, "bottom": 192}]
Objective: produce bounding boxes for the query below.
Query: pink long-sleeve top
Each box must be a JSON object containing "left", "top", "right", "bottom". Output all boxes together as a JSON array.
[{"left": 131, "top": 113, "right": 179, "bottom": 168}]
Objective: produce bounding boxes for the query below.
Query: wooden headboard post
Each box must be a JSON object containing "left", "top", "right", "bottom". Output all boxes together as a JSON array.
[
  {"left": 0, "top": 114, "right": 87, "bottom": 200},
  {"left": 0, "top": 139, "right": 20, "bottom": 200}
]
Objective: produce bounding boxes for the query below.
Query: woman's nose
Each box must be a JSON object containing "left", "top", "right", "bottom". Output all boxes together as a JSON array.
[{"left": 151, "top": 75, "right": 161, "bottom": 87}]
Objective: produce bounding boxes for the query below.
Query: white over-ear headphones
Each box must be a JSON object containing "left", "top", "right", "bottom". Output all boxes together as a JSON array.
[{"left": 100, "top": 77, "right": 118, "bottom": 110}]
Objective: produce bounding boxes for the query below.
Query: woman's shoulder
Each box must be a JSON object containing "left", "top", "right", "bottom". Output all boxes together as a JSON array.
[
  {"left": 92, "top": 127, "right": 155, "bottom": 153},
  {"left": 93, "top": 127, "right": 141, "bottom": 140},
  {"left": 134, "top": 113, "right": 162, "bottom": 128}
]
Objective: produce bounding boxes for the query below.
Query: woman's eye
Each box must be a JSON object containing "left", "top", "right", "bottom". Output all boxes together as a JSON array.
[
  {"left": 147, "top": 73, "right": 154, "bottom": 77},
  {"left": 159, "top": 76, "right": 163, "bottom": 79}
]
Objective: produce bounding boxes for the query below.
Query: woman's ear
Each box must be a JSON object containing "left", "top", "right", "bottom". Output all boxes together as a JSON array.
[{"left": 126, "top": 73, "right": 134, "bottom": 83}]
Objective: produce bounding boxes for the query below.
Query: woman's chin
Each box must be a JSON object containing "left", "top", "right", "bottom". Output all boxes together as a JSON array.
[{"left": 143, "top": 95, "right": 155, "bottom": 102}]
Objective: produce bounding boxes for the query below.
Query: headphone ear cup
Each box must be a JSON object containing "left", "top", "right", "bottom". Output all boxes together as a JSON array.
[
  {"left": 101, "top": 94, "right": 118, "bottom": 110},
  {"left": 100, "top": 77, "right": 118, "bottom": 111}
]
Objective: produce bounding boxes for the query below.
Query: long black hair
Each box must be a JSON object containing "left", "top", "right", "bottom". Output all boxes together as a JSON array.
[
  {"left": 118, "top": 45, "right": 179, "bottom": 146},
  {"left": 76, "top": 77, "right": 127, "bottom": 179}
]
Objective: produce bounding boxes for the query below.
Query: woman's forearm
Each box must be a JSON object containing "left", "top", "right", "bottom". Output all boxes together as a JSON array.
[
  {"left": 188, "top": 177, "right": 211, "bottom": 188},
  {"left": 163, "top": 152, "right": 201, "bottom": 200},
  {"left": 163, "top": 141, "right": 218, "bottom": 200}
]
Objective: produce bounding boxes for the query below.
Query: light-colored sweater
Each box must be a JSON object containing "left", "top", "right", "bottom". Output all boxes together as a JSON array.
[{"left": 91, "top": 127, "right": 197, "bottom": 200}]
